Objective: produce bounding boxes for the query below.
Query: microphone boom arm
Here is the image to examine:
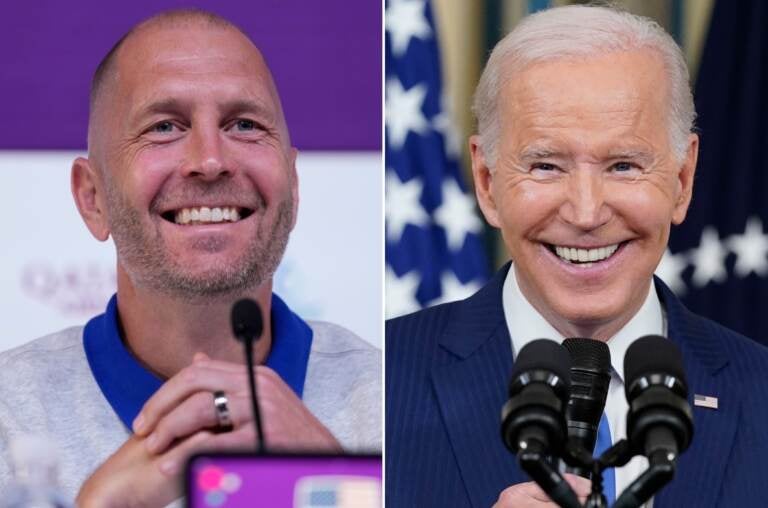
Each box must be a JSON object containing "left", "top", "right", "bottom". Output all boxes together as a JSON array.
[
  {"left": 517, "top": 436, "right": 581, "bottom": 508},
  {"left": 612, "top": 448, "right": 676, "bottom": 508}
]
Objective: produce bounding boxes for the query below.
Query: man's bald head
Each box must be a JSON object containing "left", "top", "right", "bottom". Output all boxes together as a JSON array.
[
  {"left": 87, "top": 9, "right": 288, "bottom": 157},
  {"left": 90, "top": 9, "right": 244, "bottom": 113}
]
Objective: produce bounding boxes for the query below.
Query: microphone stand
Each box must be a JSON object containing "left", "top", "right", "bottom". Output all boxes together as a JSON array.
[
  {"left": 241, "top": 335, "right": 266, "bottom": 454},
  {"left": 231, "top": 298, "right": 267, "bottom": 454},
  {"left": 561, "top": 439, "right": 635, "bottom": 508},
  {"left": 556, "top": 436, "right": 680, "bottom": 508}
]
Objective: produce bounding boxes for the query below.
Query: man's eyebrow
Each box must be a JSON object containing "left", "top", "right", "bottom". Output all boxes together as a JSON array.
[
  {"left": 606, "top": 149, "right": 654, "bottom": 163},
  {"left": 519, "top": 146, "right": 566, "bottom": 161},
  {"left": 220, "top": 99, "right": 275, "bottom": 122},
  {"left": 137, "top": 98, "right": 190, "bottom": 118},
  {"left": 134, "top": 98, "right": 275, "bottom": 122},
  {"left": 517, "top": 146, "right": 656, "bottom": 164}
]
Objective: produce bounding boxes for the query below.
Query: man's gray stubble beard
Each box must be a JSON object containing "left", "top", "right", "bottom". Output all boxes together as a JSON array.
[{"left": 105, "top": 182, "right": 293, "bottom": 301}]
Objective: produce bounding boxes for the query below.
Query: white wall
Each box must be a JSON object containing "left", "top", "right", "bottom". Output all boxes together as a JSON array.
[{"left": 0, "top": 151, "right": 381, "bottom": 351}]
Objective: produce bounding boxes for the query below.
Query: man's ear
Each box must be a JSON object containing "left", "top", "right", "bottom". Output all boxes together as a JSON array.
[
  {"left": 288, "top": 147, "right": 299, "bottom": 230},
  {"left": 71, "top": 157, "right": 110, "bottom": 241},
  {"left": 671, "top": 133, "right": 699, "bottom": 225},
  {"left": 469, "top": 135, "right": 501, "bottom": 228}
]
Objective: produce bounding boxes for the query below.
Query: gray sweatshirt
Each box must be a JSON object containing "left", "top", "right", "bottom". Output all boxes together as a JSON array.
[{"left": 0, "top": 321, "right": 381, "bottom": 502}]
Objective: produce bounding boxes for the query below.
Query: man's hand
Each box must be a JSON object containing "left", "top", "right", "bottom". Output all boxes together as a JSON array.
[
  {"left": 75, "top": 433, "right": 200, "bottom": 508},
  {"left": 493, "top": 475, "right": 591, "bottom": 507},
  {"left": 75, "top": 422, "right": 259, "bottom": 508},
  {"left": 77, "top": 354, "right": 340, "bottom": 507},
  {"left": 132, "top": 354, "right": 342, "bottom": 459}
]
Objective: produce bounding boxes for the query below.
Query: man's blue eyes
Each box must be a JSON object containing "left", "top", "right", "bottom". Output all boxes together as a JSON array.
[
  {"left": 613, "top": 162, "right": 633, "bottom": 172},
  {"left": 530, "top": 162, "right": 635, "bottom": 172},
  {"left": 235, "top": 119, "right": 256, "bottom": 131},
  {"left": 150, "top": 120, "right": 258, "bottom": 133},
  {"left": 153, "top": 121, "right": 175, "bottom": 133}
]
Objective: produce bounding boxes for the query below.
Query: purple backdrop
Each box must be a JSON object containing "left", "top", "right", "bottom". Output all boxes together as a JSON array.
[{"left": 0, "top": 1, "right": 381, "bottom": 151}]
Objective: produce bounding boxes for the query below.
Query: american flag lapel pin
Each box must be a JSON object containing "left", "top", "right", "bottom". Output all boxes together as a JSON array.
[{"left": 694, "top": 394, "right": 719, "bottom": 409}]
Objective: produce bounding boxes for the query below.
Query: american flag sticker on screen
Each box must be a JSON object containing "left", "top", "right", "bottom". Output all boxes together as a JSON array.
[{"left": 294, "top": 476, "right": 380, "bottom": 508}]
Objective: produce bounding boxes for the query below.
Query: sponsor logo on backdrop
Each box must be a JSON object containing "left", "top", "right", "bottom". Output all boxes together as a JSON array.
[
  {"left": 21, "top": 261, "right": 116, "bottom": 317},
  {"left": 20, "top": 257, "right": 323, "bottom": 320}
]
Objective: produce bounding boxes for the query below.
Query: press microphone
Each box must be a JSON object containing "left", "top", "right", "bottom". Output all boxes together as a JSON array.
[
  {"left": 562, "top": 338, "right": 611, "bottom": 478},
  {"left": 501, "top": 339, "right": 580, "bottom": 508},
  {"left": 231, "top": 298, "right": 267, "bottom": 453},
  {"left": 614, "top": 335, "right": 694, "bottom": 508}
]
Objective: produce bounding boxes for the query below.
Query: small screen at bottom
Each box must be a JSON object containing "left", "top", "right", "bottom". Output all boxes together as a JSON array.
[{"left": 186, "top": 453, "right": 382, "bottom": 507}]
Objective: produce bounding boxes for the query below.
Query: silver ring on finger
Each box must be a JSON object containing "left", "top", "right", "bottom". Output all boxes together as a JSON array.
[{"left": 213, "top": 390, "right": 234, "bottom": 432}]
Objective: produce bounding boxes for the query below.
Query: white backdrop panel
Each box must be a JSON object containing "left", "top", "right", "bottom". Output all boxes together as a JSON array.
[{"left": 0, "top": 151, "right": 381, "bottom": 351}]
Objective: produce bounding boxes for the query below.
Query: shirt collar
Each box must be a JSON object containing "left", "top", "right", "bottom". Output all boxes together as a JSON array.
[
  {"left": 83, "top": 293, "right": 313, "bottom": 430},
  {"left": 502, "top": 264, "right": 664, "bottom": 382}
]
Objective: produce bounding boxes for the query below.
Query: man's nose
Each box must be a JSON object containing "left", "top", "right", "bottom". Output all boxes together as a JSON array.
[
  {"left": 182, "top": 126, "right": 231, "bottom": 180},
  {"left": 559, "top": 169, "right": 612, "bottom": 230}
]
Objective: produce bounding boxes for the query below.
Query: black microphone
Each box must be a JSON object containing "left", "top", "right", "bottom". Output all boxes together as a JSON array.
[
  {"left": 614, "top": 335, "right": 694, "bottom": 508},
  {"left": 501, "top": 339, "right": 580, "bottom": 508},
  {"left": 231, "top": 298, "right": 266, "bottom": 453},
  {"left": 562, "top": 338, "right": 611, "bottom": 478}
]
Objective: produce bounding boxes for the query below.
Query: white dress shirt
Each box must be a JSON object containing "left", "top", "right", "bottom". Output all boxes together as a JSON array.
[{"left": 502, "top": 265, "right": 666, "bottom": 506}]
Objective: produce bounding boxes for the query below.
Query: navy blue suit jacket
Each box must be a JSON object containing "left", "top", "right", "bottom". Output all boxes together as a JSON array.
[{"left": 386, "top": 264, "right": 768, "bottom": 507}]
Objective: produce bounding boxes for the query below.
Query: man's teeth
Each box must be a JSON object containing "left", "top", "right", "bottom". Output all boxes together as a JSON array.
[
  {"left": 554, "top": 244, "right": 620, "bottom": 264},
  {"left": 174, "top": 207, "right": 241, "bottom": 225}
]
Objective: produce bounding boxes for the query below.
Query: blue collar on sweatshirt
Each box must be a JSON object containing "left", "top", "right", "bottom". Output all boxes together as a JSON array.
[{"left": 83, "top": 293, "right": 313, "bottom": 430}]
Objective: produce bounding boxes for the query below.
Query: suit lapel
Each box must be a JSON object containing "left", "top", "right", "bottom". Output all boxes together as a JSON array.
[
  {"left": 431, "top": 265, "right": 528, "bottom": 507},
  {"left": 654, "top": 279, "right": 742, "bottom": 508}
]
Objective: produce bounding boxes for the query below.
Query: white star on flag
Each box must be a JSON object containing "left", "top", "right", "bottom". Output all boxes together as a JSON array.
[
  {"left": 434, "top": 178, "right": 484, "bottom": 251},
  {"left": 690, "top": 226, "right": 728, "bottom": 288},
  {"left": 429, "top": 270, "right": 483, "bottom": 306},
  {"left": 655, "top": 249, "right": 689, "bottom": 295},
  {"left": 385, "top": 267, "right": 421, "bottom": 318},
  {"left": 728, "top": 216, "right": 768, "bottom": 277},
  {"left": 385, "top": 78, "right": 428, "bottom": 149},
  {"left": 432, "top": 94, "right": 462, "bottom": 159},
  {"left": 385, "top": 170, "right": 428, "bottom": 242},
  {"left": 385, "top": 0, "right": 431, "bottom": 56}
]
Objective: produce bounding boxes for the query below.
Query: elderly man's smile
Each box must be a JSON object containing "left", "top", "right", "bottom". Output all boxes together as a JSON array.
[{"left": 546, "top": 242, "right": 625, "bottom": 267}]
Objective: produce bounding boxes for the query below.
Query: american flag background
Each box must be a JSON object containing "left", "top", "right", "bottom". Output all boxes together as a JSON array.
[
  {"left": 662, "top": 0, "right": 768, "bottom": 346},
  {"left": 386, "top": 0, "right": 768, "bottom": 349},
  {"left": 385, "top": 0, "right": 490, "bottom": 319}
]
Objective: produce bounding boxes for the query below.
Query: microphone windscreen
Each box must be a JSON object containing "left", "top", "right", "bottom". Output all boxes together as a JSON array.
[
  {"left": 562, "top": 337, "right": 611, "bottom": 457},
  {"left": 562, "top": 338, "right": 610, "bottom": 371},
  {"left": 624, "top": 335, "right": 686, "bottom": 393},
  {"left": 231, "top": 298, "right": 263, "bottom": 342},
  {"left": 511, "top": 339, "right": 572, "bottom": 391}
]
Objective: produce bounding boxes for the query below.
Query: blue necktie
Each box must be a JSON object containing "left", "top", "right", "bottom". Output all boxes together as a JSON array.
[{"left": 594, "top": 413, "right": 616, "bottom": 504}]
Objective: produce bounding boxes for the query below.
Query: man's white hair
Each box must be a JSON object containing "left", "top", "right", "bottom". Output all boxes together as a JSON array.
[{"left": 472, "top": 4, "right": 696, "bottom": 168}]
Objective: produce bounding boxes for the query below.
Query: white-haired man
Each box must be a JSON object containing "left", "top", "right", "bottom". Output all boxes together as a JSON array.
[
  {"left": 0, "top": 9, "right": 380, "bottom": 506},
  {"left": 386, "top": 5, "right": 768, "bottom": 507}
]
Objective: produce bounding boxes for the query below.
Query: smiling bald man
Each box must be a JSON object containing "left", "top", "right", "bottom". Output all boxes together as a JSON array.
[{"left": 0, "top": 9, "right": 379, "bottom": 506}]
